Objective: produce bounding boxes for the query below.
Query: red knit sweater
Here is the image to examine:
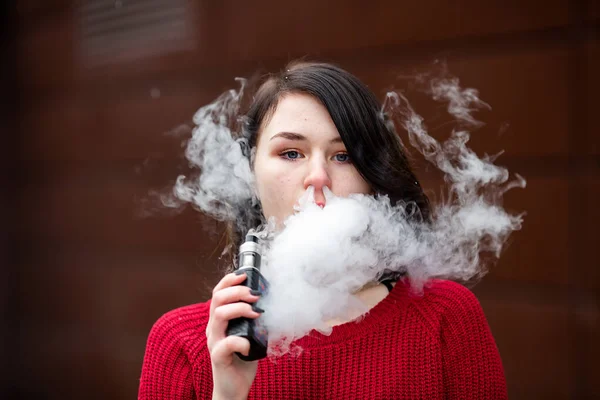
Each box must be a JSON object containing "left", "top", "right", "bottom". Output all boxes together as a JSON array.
[{"left": 138, "top": 280, "right": 507, "bottom": 399}]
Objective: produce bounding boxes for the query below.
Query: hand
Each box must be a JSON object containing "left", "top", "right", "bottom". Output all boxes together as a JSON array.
[{"left": 206, "top": 272, "right": 263, "bottom": 400}]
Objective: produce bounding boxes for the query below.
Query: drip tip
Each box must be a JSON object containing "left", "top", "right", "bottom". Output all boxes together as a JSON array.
[{"left": 245, "top": 233, "right": 259, "bottom": 243}]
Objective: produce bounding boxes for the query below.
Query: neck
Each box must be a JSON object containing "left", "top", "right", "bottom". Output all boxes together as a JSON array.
[{"left": 325, "top": 281, "right": 395, "bottom": 327}]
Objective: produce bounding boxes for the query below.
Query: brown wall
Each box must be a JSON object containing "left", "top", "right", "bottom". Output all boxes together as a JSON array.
[{"left": 5, "top": 0, "right": 599, "bottom": 398}]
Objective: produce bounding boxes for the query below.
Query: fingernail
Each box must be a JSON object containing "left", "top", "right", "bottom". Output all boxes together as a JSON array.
[
  {"left": 235, "top": 269, "right": 246, "bottom": 275},
  {"left": 250, "top": 289, "right": 262, "bottom": 296},
  {"left": 252, "top": 305, "right": 265, "bottom": 313}
]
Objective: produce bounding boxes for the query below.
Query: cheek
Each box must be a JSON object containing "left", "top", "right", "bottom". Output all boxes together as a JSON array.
[
  {"left": 254, "top": 160, "right": 291, "bottom": 214},
  {"left": 335, "top": 168, "right": 372, "bottom": 196},
  {"left": 265, "top": 175, "right": 294, "bottom": 203}
]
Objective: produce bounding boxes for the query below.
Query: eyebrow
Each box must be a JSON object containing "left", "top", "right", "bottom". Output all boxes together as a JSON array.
[{"left": 269, "top": 131, "right": 343, "bottom": 144}]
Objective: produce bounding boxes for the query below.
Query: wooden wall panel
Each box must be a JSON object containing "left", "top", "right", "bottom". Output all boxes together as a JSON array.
[
  {"left": 15, "top": 167, "right": 223, "bottom": 252},
  {"left": 588, "top": 0, "right": 600, "bottom": 21},
  {"left": 201, "top": 0, "right": 571, "bottom": 63},
  {"left": 16, "top": 245, "right": 217, "bottom": 399},
  {"left": 586, "top": 39, "right": 599, "bottom": 155},
  {"left": 21, "top": 85, "right": 215, "bottom": 162},
  {"left": 17, "top": 246, "right": 211, "bottom": 330},
  {"left": 16, "top": 0, "right": 71, "bottom": 16},
  {"left": 486, "top": 177, "right": 569, "bottom": 285},
  {"left": 580, "top": 179, "right": 600, "bottom": 289},
  {"left": 475, "top": 283, "right": 572, "bottom": 398},
  {"left": 16, "top": 0, "right": 573, "bottom": 92},
  {"left": 343, "top": 47, "right": 573, "bottom": 158},
  {"left": 440, "top": 48, "right": 572, "bottom": 158},
  {"left": 18, "top": 324, "right": 143, "bottom": 399},
  {"left": 582, "top": 289, "right": 600, "bottom": 397},
  {"left": 22, "top": 45, "right": 573, "bottom": 164},
  {"left": 17, "top": 9, "right": 75, "bottom": 92}
]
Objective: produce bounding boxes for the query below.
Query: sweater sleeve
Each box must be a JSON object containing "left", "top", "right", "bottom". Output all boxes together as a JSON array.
[
  {"left": 138, "top": 307, "right": 202, "bottom": 400},
  {"left": 437, "top": 282, "right": 508, "bottom": 399}
]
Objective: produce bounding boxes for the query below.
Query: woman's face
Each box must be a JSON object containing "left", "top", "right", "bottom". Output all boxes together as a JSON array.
[{"left": 253, "top": 92, "right": 371, "bottom": 225}]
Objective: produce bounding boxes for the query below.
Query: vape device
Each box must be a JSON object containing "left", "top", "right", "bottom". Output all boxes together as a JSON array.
[{"left": 226, "top": 233, "right": 269, "bottom": 361}]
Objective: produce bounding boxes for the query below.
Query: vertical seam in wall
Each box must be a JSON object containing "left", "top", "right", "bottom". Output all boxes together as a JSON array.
[{"left": 567, "top": 0, "right": 590, "bottom": 398}]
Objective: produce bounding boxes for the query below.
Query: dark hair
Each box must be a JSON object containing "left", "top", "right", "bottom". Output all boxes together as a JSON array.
[{"left": 224, "top": 61, "right": 430, "bottom": 279}]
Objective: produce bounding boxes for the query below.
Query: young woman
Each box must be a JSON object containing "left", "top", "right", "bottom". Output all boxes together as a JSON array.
[{"left": 138, "top": 61, "right": 508, "bottom": 399}]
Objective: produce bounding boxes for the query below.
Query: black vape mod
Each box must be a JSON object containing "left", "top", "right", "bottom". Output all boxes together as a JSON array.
[{"left": 226, "top": 233, "right": 269, "bottom": 361}]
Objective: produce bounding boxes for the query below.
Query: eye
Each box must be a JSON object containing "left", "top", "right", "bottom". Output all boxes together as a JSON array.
[
  {"left": 280, "top": 150, "right": 303, "bottom": 160},
  {"left": 333, "top": 153, "right": 351, "bottom": 163}
]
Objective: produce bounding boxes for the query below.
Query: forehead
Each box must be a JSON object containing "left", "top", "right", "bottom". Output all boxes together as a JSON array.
[{"left": 260, "top": 93, "right": 340, "bottom": 140}]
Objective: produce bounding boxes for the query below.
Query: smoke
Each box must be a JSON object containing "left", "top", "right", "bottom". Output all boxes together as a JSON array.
[
  {"left": 166, "top": 65, "right": 526, "bottom": 358},
  {"left": 159, "top": 78, "right": 262, "bottom": 233}
]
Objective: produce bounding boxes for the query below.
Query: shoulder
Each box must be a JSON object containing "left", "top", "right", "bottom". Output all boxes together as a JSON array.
[
  {"left": 414, "top": 281, "right": 507, "bottom": 397},
  {"left": 145, "top": 301, "right": 212, "bottom": 363},
  {"left": 139, "top": 301, "right": 213, "bottom": 398},
  {"left": 405, "top": 279, "right": 486, "bottom": 329},
  {"left": 423, "top": 279, "right": 480, "bottom": 308},
  {"left": 415, "top": 279, "right": 480, "bottom": 308},
  {"left": 150, "top": 301, "right": 211, "bottom": 333}
]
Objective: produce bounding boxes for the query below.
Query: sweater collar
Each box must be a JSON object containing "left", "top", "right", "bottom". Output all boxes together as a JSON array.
[{"left": 291, "top": 279, "right": 410, "bottom": 349}]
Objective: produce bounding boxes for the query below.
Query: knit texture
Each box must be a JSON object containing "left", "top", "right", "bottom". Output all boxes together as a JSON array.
[{"left": 138, "top": 280, "right": 507, "bottom": 399}]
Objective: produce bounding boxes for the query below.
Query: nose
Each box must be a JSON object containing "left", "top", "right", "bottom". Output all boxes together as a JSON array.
[{"left": 303, "top": 159, "right": 332, "bottom": 206}]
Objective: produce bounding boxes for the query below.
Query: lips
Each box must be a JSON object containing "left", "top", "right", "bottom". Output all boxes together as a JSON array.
[{"left": 316, "top": 201, "right": 325, "bottom": 208}]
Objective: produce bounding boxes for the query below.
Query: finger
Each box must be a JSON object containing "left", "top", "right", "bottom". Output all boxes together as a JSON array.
[
  {"left": 211, "top": 285, "right": 261, "bottom": 310},
  {"left": 212, "top": 272, "right": 247, "bottom": 295},
  {"left": 211, "top": 335, "right": 251, "bottom": 367},
  {"left": 210, "top": 272, "right": 249, "bottom": 314},
  {"left": 207, "top": 299, "right": 263, "bottom": 347},
  {"left": 206, "top": 278, "right": 259, "bottom": 342},
  {"left": 209, "top": 302, "right": 262, "bottom": 343}
]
